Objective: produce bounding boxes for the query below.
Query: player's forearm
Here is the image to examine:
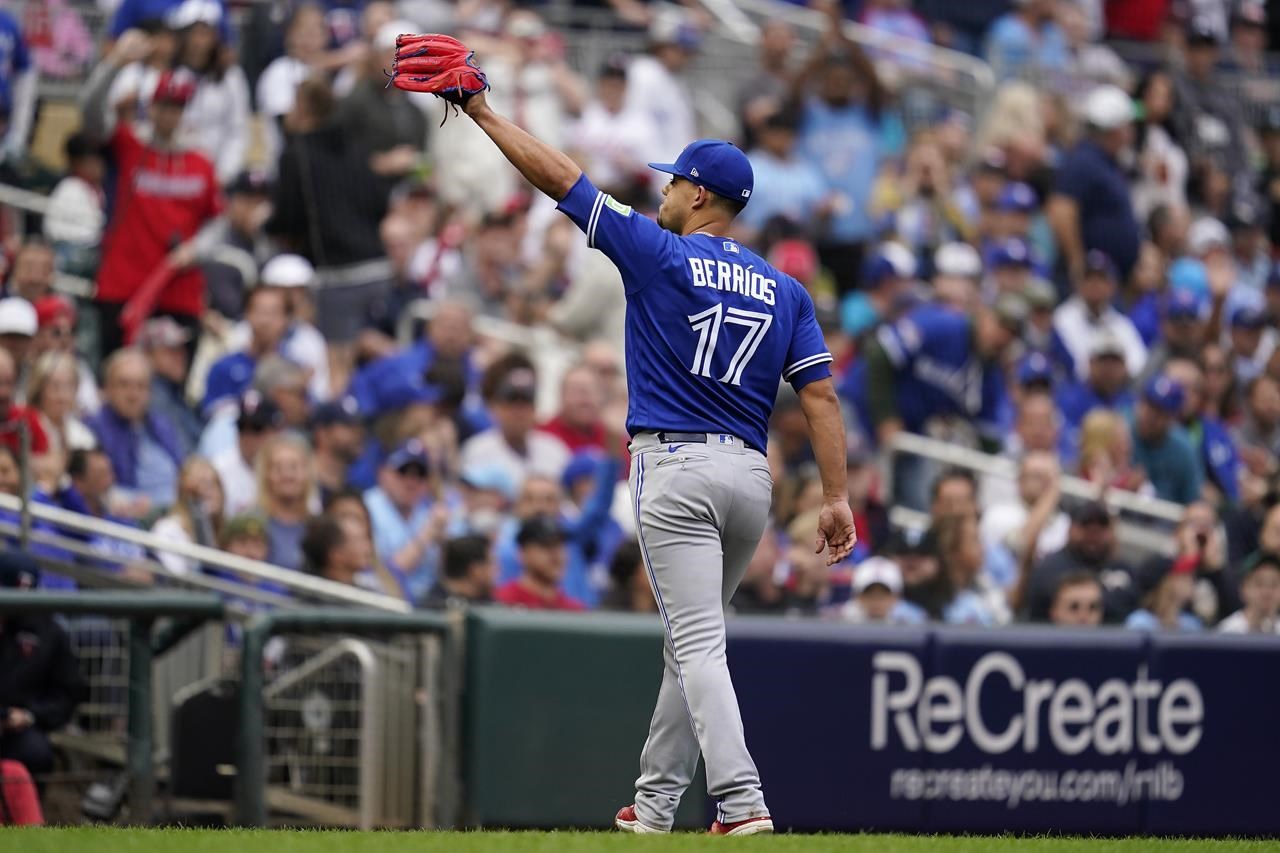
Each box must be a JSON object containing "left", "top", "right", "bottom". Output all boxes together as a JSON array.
[
  {"left": 466, "top": 99, "right": 582, "bottom": 201},
  {"left": 798, "top": 378, "right": 848, "bottom": 501}
]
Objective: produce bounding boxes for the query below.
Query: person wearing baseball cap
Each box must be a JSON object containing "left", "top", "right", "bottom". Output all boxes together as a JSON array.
[
  {"left": 1057, "top": 328, "right": 1136, "bottom": 437},
  {"left": 737, "top": 107, "right": 828, "bottom": 240},
  {"left": 839, "top": 556, "right": 922, "bottom": 625},
  {"left": 1131, "top": 374, "right": 1202, "bottom": 504},
  {"left": 495, "top": 514, "right": 585, "bottom": 611},
  {"left": 932, "top": 242, "right": 982, "bottom": 310},
  {"left": 985, "top": 236, "right": 1036, "bottom": 301},
  {"left": 310, "top": 396, "right": 365, "bottom": 502},
  {"left": 80, "top": 31, "right": 222, "bottom": 360},
  {"left": 461, "top": 356, "right": 572, "bottom": 488},
  {"left": 994, "top": 181, "right": 1039, "bottom": 241},
  {"left": 841, "top": 242, "right": 914, "bottom": 337},
  {"left": 209, "top": 391, "right": 282, "bottom": 516},
  {"left": 0, "top": 297, "right": 36, "bottom": 368},
  {"left": 1228, "top": 304, "right": 1274, "bottom": 385},
  {"left": 1052, "top": 248, "right": 1148, "bottom": 382},
  {"left": 1049, "top": 84, "right": 1141, "bottom": 286},
  {"left": 1124, "top": 552, "right": 1204, "bottom": 632},
  {"left": 201, "top": 169, "right": 273, "bottom": 320},
  {"left": 1218, "top": 552, "right": 1280, "bottom": 634},
  {"left": 138, "top": 316, "right": 201, "bottom": 452}
]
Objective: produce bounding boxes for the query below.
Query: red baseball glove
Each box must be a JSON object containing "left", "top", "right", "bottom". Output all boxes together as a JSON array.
[{"left": 388, "top": 33, "right": 489, "bottom": 107}]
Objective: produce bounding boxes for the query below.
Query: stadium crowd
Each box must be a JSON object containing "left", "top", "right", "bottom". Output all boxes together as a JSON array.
[{"left": 0, "top": 0, "right": 1276, "bottom": 638}]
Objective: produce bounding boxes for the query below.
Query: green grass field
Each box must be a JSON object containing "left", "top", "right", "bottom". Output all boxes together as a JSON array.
[{"left": 1, "top": 828, "right": 1275, "bottom": 852}]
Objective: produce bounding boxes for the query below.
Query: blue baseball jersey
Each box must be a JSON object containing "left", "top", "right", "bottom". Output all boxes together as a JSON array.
[
  {"left": 557, "top": 175, "right": 832, "bottom": 451},
  {"left": 843, "top": 303, "right": 1007, "bottom": 444}
]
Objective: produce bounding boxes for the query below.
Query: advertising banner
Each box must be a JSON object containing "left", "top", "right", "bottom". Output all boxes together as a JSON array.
[{"left": 727, "top": 620, "right": 1280, "bottom": 835}]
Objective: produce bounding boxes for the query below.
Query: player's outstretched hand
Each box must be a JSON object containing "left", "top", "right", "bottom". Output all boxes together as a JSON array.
[{"left": 815, "top": 499, "right": 857, "bottom": 566}]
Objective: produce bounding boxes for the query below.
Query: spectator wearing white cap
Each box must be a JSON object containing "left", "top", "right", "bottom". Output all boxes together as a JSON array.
[
  {"left": 163, "top": 0, "right": 250, "bottom": 184},
  {"left": 1047, "top": 85, "right": 1141, "bottom": 285},
  {"left": 932, "top": 242, "right": 982, "bottom": 312},
  {"left": 0, "top": 297, "right": 37, "bottom": 375},
  {"left": 1052, "top": 250, "right": 1147, "bottom": 381},
  {"left": 839, "top": 557, "right": 925, "bottom": 625},
  {"left": 223, "top": 255, "right": 330, "bottom": 401}
]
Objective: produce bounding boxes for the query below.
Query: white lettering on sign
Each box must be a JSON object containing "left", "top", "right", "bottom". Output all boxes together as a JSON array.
[{"left": 870, "top": 652, "right": 1204, "bottom": 757}]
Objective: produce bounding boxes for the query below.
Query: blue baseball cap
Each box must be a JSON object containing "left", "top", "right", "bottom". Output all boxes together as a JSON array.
[
  {"left": 996, "top": 181, "right": 1039, "bottom": 214},
  {"left": 987, "top": 237, "right": 1032, "bottom": 269},
  {"left": 1017, "top": 352, "right": 1054, "bottom": 386},
  {"left": 1083, "top": 249, "right": 1117, "bottom": 279},
  {"left": 562, "top": 450, "right": 604, "bottom": 491},
  {"left": 862, "top": 242, "right": 916, "bottom": 288},
  {"left": 1231, "top": 304, "right": 1268, "bottom": 330},
  {"left": 385, "top": 438, "right": 430, "bottom": 472},
  {"left": 1143, "top": 375, "right": 1185, "bottom": 414},
  {"left": 1164, "top": 289, "right": 1209, "bottom": 322},
  {"left": 649, "top": 139, "right": 754, "bottom": 206},
  {"left": 1168, "top": 257, "right": 1210, "bottom": 296}
]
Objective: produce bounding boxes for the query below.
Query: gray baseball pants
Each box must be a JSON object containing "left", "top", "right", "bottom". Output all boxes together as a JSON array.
[{"left": 627, "top": 431, "right": 774, "bottom": 829}]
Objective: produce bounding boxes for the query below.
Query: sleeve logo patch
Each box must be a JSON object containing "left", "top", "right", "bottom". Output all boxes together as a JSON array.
[{"left": 605, "top": 196, "right": 632, "bottom": 216}]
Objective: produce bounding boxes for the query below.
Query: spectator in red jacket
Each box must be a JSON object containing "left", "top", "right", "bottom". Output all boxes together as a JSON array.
[
  {"left": 495, "top": 515, "right": 585, "bottom": 611},
  {"left": 0, "top": 347, "right": 48, "bottom": 458},
  {"left": 81, "top": 31, "right": 223, "bottom": 359},
  {"left": 540, "top": 363, "right": 607, "bottom": 453}
]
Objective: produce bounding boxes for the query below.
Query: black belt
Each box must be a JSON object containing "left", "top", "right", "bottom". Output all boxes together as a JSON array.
[{"left": 655, "top": 431, "right": 762, "bottom": 454}]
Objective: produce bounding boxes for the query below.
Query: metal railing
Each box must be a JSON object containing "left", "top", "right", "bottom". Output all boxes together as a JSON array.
[{"left": 886, "top": 431, "right": 1186, "bottom": 559}]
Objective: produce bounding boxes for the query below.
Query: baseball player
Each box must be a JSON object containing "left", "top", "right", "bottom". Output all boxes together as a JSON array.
[{"left": 389, "top": 35, "right": 857, "bottom": 836}]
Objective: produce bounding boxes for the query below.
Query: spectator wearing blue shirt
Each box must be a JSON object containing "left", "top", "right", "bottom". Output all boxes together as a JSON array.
[
  {"left": 255, "top": 433, "right": 315, "bottom": 572},
  {"left": 1124, "top": 555, "right": 1204, "bottom": 632},
  {"left": 0, "top": 10, "right": 36, "bottom": 164},
  {"left": 1164, "top": 358, "right": 1241, "bottom": 503},
  {"left": 739, "top": 107, "right": 832, "bottom": 238},
  {"left": 86, "top": 349, "right": 184, "bottom": 518},
  {"left": 984, "top": 0, "right": 1069, "bottom": 82},
  {"left": 363, "top": 439, "right": 444, "bottom": 599},
  {"left": 798, "top": 40, "right": 905, "bottom": 294},
  {"left": 139, "top": 317, "right": 200, "bottom": 455},
  {"left": 1048, "top": 86, "right": 1141, "bottom": 285},
  {"left": 1130, "top": 376, "right": 1203, "bottom": 505},
  {"left": 58, "top": 448, "right": 150, "bottom": 576},
  {"left": 202, "top": 285, "right": 290, "bottom": 416},
  {"left": 1055, "top": 329, "right": 1136, "bottom": 449}
]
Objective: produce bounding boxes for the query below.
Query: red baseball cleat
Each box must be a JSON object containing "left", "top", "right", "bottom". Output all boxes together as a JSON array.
[
  {"left": 614, "top": 804, "right": 668, "bottom": 834},
  {"left": 709, "top": 815, "right": 774, "bottom": 836}
]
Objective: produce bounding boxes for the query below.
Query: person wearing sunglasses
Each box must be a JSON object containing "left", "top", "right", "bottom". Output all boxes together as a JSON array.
[{"left": 1048, "top": 572, "right": 1104, "bottom": 627}]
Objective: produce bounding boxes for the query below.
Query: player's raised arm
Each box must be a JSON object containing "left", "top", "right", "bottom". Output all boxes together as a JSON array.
[{"left": 386, "top": 33, "right": 581, "bottom": 201}]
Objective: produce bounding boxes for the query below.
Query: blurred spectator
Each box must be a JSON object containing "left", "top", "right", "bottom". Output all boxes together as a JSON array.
[
  {"left": 255, "top": 433, "right": 314, "bottom": 571},
  {"left": 838, "top": 556, "right": 924, "bottom": 625},
  {"left": 1163, "top": 357, "right": 1240, "bottom": 503},
  {"left": 1136, "top": 289, "right": 1208, "bottom": 388},
  {"left": 981, "top": 451, "right": 1070, "bottom": 567},
  {"left": 218, "top": 512, "right": 269, "bottom": 563},
  {"left": 29, "top": 297, "right": 96, "bottom": 417},
  {"left": 797, "top": 35, "right": 903, "bottom": 294},
  {"left": 211, "top": 392, "right": 282, "bottom": 515},
  {"left": 600, "top": 539, "right": 656, "bottom": 614},
  {"left": 0, "top": 7, "right": 34, "bottom": 166},
  {"left": 1047, "top": 571, "right": 1105, "bottom": 627},
  {"left": 1131, "top": 375, "right": 1202, "bottom": 504},
  {"left": 0, "top": 343, "right": 46, "bottom": 461},
  {"left": 139, "top": 318, "right": 199, "bottom": 454},
  {"left": 779, "top": 509, "right": 833, "bottom": 616},
  {"left": 569, "top": 57, "right": 659, "bottom": 192},
  {"left": 483, "top": 11, "right": 586, "bottom": 150},
  {"left": 1053, "top": 251, "right": 1147, "bottom": 381},
  {"left": 1008, "top": 388, "right": 1063, "bottom": 457},
  {"left": 841, "top": 242, "right": 914, "bottom": 339},
  {"left": 859, "top": 0, "right": 931, "bottom": 48},
  {"left": 226, "top": 255, "right": 329, "bottom": 401},
  {"left": 0, "top": 553, "right": 86, "bottom": 784},
  {"left": 5, "top": 239, "right": 56, "bottom": 303},
  {"left": 450, "top": 464, "right": 515, "bottom": 539},
  {"left": 24, "top": 352, "right": 93, "bottom": 491},
  {"left": 933, "top": 512, "right": 1010, "bottom": 625},
  {"left": 60, "top": 448, "right": 150, "bottom": 575},
  {"left": 0, "top": 298, "right": 36, "bottom": 371},
  {"left": 1025, "top": 500, "right": 1137, "bottom": 623},
  {"left": 267, "top": 76, "right": 391, "bottom": 391},
  {"left": 199, "top": 170, "right": 274, "bottom": 321},
  {"left": 736, "top": 20, "right": 795, "bottom": 149},
  {"left": 324, "top": 488, "right": 410, "bottom": 600},
  {"left": 1048, "top": 86, "right": 1140, "bottom": 284},
  {"left": 365, "top": 439, "right": 447, "bottom": 599},
  {"left": 151, "top": 456, "right": 223, "bottom": 576},
  {"left": 931, "top": 242, "right": 983, "bottom": 311},
  {"left": 311, "top": 397, "right": 363, "bottom": 503},
  {"left": 540, "top": 364, "right": 607, "bottom": 453},
  {"left": 1173, "top": 22, "right": 1251, "bottom": 182},
  {"left": 421, "top": 534, "right": 496, "bottom": 608},
  {"left": 256, "top": 3, "right": 329, "bottom": 170},
  {"left": 495, "top": 515, "right": 585, "bottom": 611},
  {"left": 202, "top": 285, "right": 289, "bottom": 414},
  {"left": 109, "top": 0, "right": 229, "bottom": 42},
  {"left": 1055, "top": 330, "right": 1136, "bottom": 450},
  {"left": 874, "top": 133, "right": 970, "bottom": 263},
  {"left": 729, "top": 525, "right": 786, "bottom": 614},
  {"left": 1218, "top": 553, "right": 1280, "bottom": 634},
  {"left": 301, "top": 515, "right": 364, "bottom": 586},
  {"left": 338, "top": 20, "right": 428, "bottom": 179},
  {"left": 83, "top": 41, "right": 223, "bottom": 358},
  {"left": 1078, "top": 408, "right": 1148, "bottom": 494},
  {"left": 461, "top": 357, "right": 571, "bottom": 485},
  {"left": 1058, "top": 0, "right": 1129, "bottom": 91},
  {"left": 1132, "top": 70, "right": 1188, "bottom": 220},
  {"left": 626, "top": 10, "right": 698, "bottom": 163},
  {"left": 1200, "top": 342, "right": 1240, "bottom": 423},
  {"left": 87, "top": 349, "right": 182, "bottom": 514},
  {"left": 1125, "top": 555, "right": 1203, "bottom": 631},
  {"left": 984, "top": 0, "right": 1068, "bottom": 83},
  {"left": 1228, "top": 305, "right": 1274, "bottom": 387},
  {"left": 168, "top": 0, "right": 250, "bottom": 183},
  {"left": 1236, "top": 375, "right": 1280, "bottom": 481},
  {"left": 739, "top": 107, "right": 832, "bottom": 239}
]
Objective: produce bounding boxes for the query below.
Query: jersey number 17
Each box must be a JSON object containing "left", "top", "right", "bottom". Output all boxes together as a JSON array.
[{"left": 687, "top": 304, "right": 773, "bottom": 387}]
